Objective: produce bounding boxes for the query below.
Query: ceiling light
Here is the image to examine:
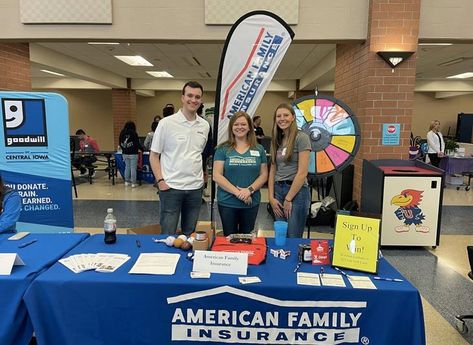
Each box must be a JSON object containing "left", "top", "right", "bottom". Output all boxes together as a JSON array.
[
  {"left": 447, "top": 72, "right": 473, "bottom": 79},
  {"left": 40, "top": 69, "right": 65, "bottom": 77},
  {"left": 88, "top": 42, "right": 120, "bottom": 45},
  {"left": 115, "top": 55, "right": 153, "bottom": 66},
  {"left": 418, "top": 43, "right": 452, "bottom": 46},
  {"left": 438, "top": 58, "right": 465, "bottom": 67},
  {"left": 146, "top": 71, "right": 174, "bottom": 78}
]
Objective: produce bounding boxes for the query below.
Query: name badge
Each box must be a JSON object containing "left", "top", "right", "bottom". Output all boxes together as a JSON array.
[{"left": 250, "top": 150, "right": 260, "bottom": 157}]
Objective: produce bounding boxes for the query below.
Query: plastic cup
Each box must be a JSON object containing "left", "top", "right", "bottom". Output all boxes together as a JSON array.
[{"left": 274, "top": 221, "right": 288, "bottom": 246}]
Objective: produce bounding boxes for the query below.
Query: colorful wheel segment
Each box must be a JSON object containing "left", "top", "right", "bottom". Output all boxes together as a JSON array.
[{"left": 292, "top": 95, "right": 360, "bottom": 178}]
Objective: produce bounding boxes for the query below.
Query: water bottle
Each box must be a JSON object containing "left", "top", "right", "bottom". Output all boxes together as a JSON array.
[{"left": 104, "top": 208, "right": 117, "bottom": 244}]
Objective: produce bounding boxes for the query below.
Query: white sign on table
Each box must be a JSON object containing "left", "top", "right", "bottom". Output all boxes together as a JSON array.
[
  {"left": 0, "top": 254, "right": 25, "bottom": 275},
  {"left": 193, "top": 250, "right": 248, "bottom": 276}
]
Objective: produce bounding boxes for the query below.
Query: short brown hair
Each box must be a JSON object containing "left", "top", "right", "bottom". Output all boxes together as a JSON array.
[{"left": 182, "top": 81, "right": 203, "bottom": 95}]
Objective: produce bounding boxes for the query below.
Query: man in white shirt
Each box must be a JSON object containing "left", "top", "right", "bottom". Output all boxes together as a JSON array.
[{"left": 150, "top": 81, "right": 210, "bottom": 235}]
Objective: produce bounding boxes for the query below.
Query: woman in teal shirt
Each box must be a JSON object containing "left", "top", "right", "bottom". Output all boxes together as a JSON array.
[{"left": 213, "top": 112, "right": 268, "bottom": 236}]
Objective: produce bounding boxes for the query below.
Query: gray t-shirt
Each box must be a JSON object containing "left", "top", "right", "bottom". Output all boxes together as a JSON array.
[{"left": 274, "top": 131, "right": 311, "bottom": 183}]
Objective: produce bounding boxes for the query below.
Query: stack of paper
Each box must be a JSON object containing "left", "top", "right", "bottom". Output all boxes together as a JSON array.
[
  {"left": 297, "top": 272, "right": 321, "bottom": 286},
  {"left": 129, "top": 253, "right": 180, "bottom": 275},
  {"left": 59, "top": 253, "right": 130, "bottom": 273},
  {"left": 320, "top": 273, "right": 346, "bottom": 287},
  {"left": 348, "top": 275, "right": 377, "bottom": 289}
]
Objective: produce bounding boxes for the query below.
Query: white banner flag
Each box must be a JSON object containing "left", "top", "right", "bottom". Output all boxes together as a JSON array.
[{"left": 214, "top": 11, "right": 294, "bottom": 144}]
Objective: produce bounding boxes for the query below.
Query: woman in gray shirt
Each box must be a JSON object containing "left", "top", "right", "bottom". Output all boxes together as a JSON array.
[{"left": 268, "top": 103, "right": 311, "bottom": 238}]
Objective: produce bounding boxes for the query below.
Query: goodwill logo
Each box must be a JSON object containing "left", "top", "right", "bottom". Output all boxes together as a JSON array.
[
  {"left": 2, "top": 99, "right": 48, "bottom": 147},
  {"left": 167, "top": 286, "right": 367, "bottom": 344}
]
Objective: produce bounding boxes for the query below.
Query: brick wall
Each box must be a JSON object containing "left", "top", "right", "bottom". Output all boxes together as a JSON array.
[
  {"left": 112, "top": 89, "right": 137, "bottom": 148},
  {"left": 334, "top": 0, "right": 420, "bottom": 204},
  {"left": 0, "top": 43, "right": 31, "bottom": 91}
]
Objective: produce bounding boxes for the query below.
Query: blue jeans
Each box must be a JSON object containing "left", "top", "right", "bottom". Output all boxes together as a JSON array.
[
  {"left": 274, "top": 183, "right": 310, "bottom": 238},
  {"left": 218, "top": 204, "right": 259, "bottom": 236},
  {"left": 159, "top": 188, "right": 203, "bottom": 235},
  {"left": 122, "top": 154, "right": 138, "bottom": 184}
]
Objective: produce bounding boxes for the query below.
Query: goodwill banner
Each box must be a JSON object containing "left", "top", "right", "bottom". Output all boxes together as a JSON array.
[
  {"left": 0, "top": 92, "right": 73, "bottom": 233},
  {"left": 214, "top": 11, "right": 294, "bottom": 144}
]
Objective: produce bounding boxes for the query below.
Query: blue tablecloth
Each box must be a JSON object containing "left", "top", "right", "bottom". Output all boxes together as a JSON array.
[
  {"left": 440, "top": 156, "right": 473, "bottom": 175},
  {"left": 24, "top": 234, "right": 425, "bottom": 345},
  {"left": 0, "top": 233, "right": 88, "bottom": 345},
  {"left": 114, "top": 152, "right": 155, "bottom": 184}
]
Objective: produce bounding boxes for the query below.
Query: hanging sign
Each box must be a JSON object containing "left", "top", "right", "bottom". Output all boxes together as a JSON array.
[{"left": 382, "top": 123, "right": 400, "bottom": 146}]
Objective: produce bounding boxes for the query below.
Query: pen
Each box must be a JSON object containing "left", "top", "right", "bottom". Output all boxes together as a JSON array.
[
  {"left": 373, "top": 276, "right": 404, "bottom": 282},
  {"left": 18, "top": 239, "right": 37, "bottom": 248},
  {"left": 334, "top": 266, "right": 349, "bottom": 278},
  {"left": 136, "top": 239, "right": 141, "bottom": 248},
  {"left": 294, "top": 261, "right": 302, "bottom": 273},
  {"left": 320, "top": 267, "right": 324, "bottom": 277}
]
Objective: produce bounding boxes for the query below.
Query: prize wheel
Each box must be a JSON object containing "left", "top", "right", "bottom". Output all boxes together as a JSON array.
[{"left": 292, "top": 94, "right": 360, "bottom": 178}]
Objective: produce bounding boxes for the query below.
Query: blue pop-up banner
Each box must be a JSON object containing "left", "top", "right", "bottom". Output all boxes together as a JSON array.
[{"left": 0, "top": 92, "right": 73, "bottom": 233}]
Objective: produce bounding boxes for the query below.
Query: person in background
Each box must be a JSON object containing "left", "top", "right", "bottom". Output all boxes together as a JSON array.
[
  {"left": 197, "top": 104, "right": 213, "bottom": 199},
  {"left": 162, "top": 104, "right": 175, "bottom": 118},
  {"left": 253, "top": 115, "right": 265, "bottom": 143},
  {"left": 144, "top": 120, "right": 159, "bottom": 151},
  {"left": 268, "top": 103, "right": 311, "bottom": 238},
  {"left": 150, "top": 81, "right": 210, "bottom": 235},
  {"left": 119, "top": 121, "right": 143, "bottom": 187},
  {"left": 0, "top": 173, "right": 21, "bottom": 233},
  {"left": 213, "top": 112, "right": 268, "bottom": 236},
  {"left": 153, "top": 114, "right": 162, "bottom": 122},
  {"left": 427, "top": 120, "right": 445, "bottom": 167},
  {"left": 72, "top": 129, "right": 100, "bottom": 177}
]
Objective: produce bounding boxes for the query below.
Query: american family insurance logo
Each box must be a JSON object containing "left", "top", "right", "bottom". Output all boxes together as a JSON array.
[
  {"left": 167, "top": 286, "right": 367, "bottom": 344},
  {"left": 2, "top": 99, "right": 48, "bottom": 147},
  {"left": 221, "top": 30, "right": 285, "bottom": 120}
]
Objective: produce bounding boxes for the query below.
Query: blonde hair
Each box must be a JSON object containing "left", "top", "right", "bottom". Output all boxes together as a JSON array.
[
  {"left": 218, "top": 111, "right": 257, "bottom": 150},
  {"left": 429, "top": 120, "right": 440, "bottom": 131},
  {"left": 271, "top": 103, "right": 298, "bottom": 162}
]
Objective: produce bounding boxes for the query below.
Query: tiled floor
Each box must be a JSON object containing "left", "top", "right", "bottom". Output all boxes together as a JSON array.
[{"left": 72, "top": 171, "right": 473, "bottom": 345}]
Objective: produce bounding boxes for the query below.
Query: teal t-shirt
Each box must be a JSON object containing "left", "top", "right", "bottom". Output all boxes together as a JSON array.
[{"left": 214, "top": 144, "right": 267, "bottom": 208}]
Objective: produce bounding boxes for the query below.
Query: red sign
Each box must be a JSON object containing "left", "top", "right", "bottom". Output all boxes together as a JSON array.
[{"left": 311, "top": 240, "right": 330, "bottom": 265}]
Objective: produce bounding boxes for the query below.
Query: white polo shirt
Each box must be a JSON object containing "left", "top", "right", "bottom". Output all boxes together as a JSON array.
[{"left": 151, "top": 110, "right": 210, "bottom": 190}]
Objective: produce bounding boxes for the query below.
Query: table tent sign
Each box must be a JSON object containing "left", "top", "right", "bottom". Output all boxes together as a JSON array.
[
  {"left": 0, "top": 92, "right": 73, "bottom": 233},
  {"left": 0, "top": 253, "right": 25, "bottom": 275},
  {"left": 332, "top": 213, "right": 381, "bottom": 274}
]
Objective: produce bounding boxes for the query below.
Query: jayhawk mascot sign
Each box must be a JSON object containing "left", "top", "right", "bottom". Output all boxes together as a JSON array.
[{"left": 391, "top": 189, "right": 430, "bottom": 233}]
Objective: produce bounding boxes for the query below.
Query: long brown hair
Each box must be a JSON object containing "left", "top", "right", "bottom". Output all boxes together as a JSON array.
[
  {"left": 218, "top": 111, "right": 257, "bottom": 150},
  {"left": 271, "top": 103, "right": 298, "bottom": 162}
]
